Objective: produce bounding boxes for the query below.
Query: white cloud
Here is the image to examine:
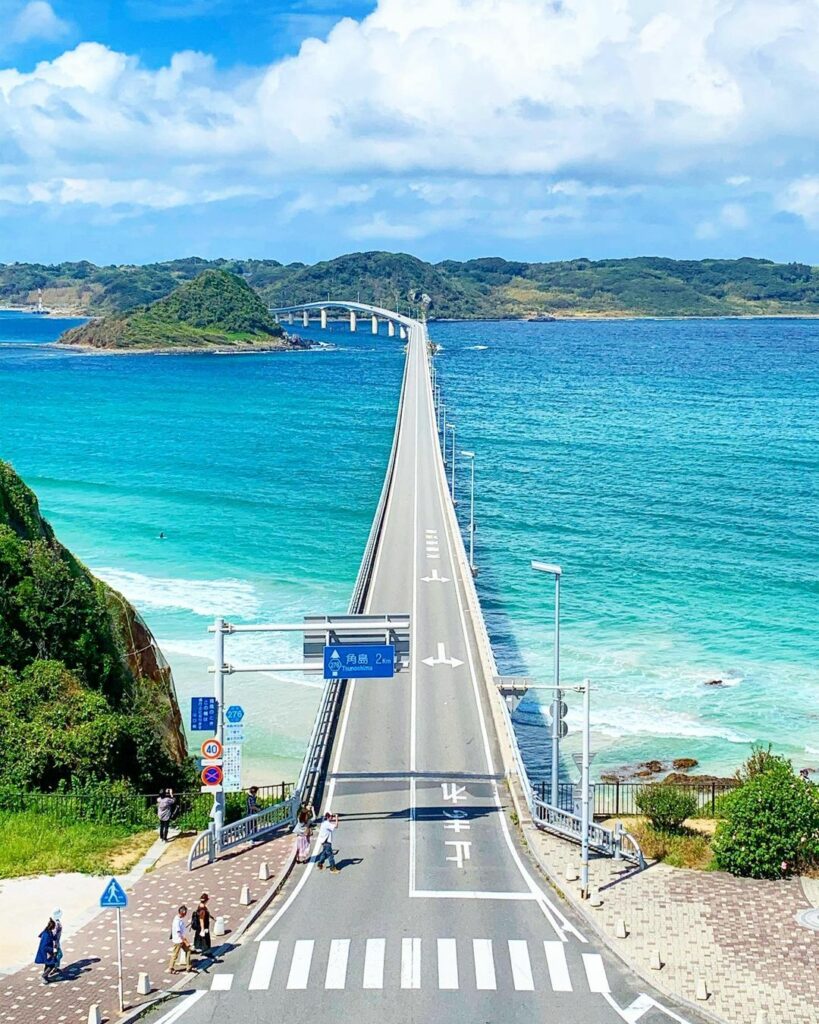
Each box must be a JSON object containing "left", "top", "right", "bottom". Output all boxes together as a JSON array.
[
  {"left": 0, "top": 0, "right": 818, "bottom": 230},
  {"left": 9, "top": 1, "right": 69, "bottom": 43},
  {"left": 720, "top": 202, "right": 749, "bottom": 229},
  {"left": 779, "top": 176, "right": 819, "bottom": 228},
  {"left": 726, "top": 175, "right": 751, "bottom": 187}
]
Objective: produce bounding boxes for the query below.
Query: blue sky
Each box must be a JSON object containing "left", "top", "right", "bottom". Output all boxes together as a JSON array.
[{"left": 1, "top": 0, "right": 818, "bottom": 267}]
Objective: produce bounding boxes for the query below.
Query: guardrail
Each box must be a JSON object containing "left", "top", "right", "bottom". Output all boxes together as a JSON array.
[
  {"left": 188, "top": 797, "right": 295, "bottom": 870},
  {"left": 532, "top": 779, "right": 739, "bottom": 819}
]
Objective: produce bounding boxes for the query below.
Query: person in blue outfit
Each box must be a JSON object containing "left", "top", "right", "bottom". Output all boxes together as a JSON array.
[{"left": 34, "top": 918, "right": 59, "bottom": 982}]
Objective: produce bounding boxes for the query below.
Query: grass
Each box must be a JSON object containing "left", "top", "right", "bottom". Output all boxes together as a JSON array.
[
  {"left": 603, "top": 815, "right": 717, "bottom": 870},
  {"left": 0, "top": 810, "right": 156, "bottom": 878}
]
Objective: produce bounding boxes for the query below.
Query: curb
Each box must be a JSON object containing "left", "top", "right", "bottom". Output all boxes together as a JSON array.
[
  {"left": 521, "top": 821, "right": 730, "bottom": 1024},
  {"left": 114, "top": 844, "right": 297, "bottom": 1023}
]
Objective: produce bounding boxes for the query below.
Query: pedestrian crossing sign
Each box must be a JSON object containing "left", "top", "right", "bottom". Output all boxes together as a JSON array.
[{"left": 99, "top": 877, "right": 128, "bottom": 909}]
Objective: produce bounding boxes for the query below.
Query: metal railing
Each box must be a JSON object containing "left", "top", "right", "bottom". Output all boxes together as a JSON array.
[
  {"left": 532, "top": 779, "right": 739, "bottom": 819},
  {"left": 188, "top": 790, "right": 297, "bottom": 870}
]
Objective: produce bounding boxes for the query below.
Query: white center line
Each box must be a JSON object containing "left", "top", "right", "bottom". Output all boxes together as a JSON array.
[
  {"left": 324, "top": 938, "right": 350, "bottom": 990},
  {"left": 437, "top": 938, "right": 459, "bottom": 990},
  {"left": 286, "top": 939, "right": 314, "bottom": 990},
  {"left": 401, "top": 937, "right": 421, "bottom": 989},
  {"left": 582, "top": 952, "right": 611, "bottom": 993},
  {"left": 543, "top": 940, "right": 573, "bottom": 992},
  {"left": 472, "top": 939, "right": 496, "bottom": 990},
  {"left": 363, "top": 937, "right": 386, "bottom": 989},
  {"left": 508, "top": 939, "right": 534, "bottom": 991},
  {"left": 248, "top": 940, "right": 278, "bottom": 990}
]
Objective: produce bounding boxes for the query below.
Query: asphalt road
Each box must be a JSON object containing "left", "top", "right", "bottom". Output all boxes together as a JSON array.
[{"left": 145, "top": 314, "right": 706, "bottom": 1024}]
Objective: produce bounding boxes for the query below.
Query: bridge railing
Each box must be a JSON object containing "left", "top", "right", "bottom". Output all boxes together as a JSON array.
[{"left": 187, "top": 795, "right": 296, "bottom": 870}]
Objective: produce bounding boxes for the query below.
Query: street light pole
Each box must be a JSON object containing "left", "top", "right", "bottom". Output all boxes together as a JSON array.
[
  {"left": 212, "top": 617, "right": 226, "bottom": 839},
  {"left": 446, "top": 422, "right": 456, "bottom": 498},
  {"left": 531, "top": 561, "right": 562, "bottom": 807},
  {"left": 580, "top": 678, "right": 591, "bottom": 899},
  {"left": 461, "top": 451, "right": 475, "bottom": 573},
  {"left": 440, "top": 401, "right": 446, "bottom": 457}
]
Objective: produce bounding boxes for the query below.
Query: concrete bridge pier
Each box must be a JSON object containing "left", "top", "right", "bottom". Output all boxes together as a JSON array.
[
  {"left": 388, "top": 321, "right": 395, "bottom": 337},
  {"left": 399, "top": 325, "right": 407, "bottom": 340},
  {"left": 288, "top": 313, "right": 294, "bottom": 325},
  {"left": 320, "top": 308, "right": 328, "bottom": 329},
  {"left": 371, "top": 314, "right": 378, "bottom": 335},
  {"left": 302, "top": 310, "right": 309, "bottom": 327},
  {"left": 350, "top": 311, "right": 357, "bottom": 332}
]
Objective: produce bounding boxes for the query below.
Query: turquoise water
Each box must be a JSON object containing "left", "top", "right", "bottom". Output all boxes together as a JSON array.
[{"left": 1, "top": 310, "right": 817, "bottom": 784}]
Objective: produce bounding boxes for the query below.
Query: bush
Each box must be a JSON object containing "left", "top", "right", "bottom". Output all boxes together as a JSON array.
[
  {"left": 635, "top": 785, "right": 698, "bottom": 833},
  {"left": 713, "top": 759, "right": 819, "bottom": 879}
]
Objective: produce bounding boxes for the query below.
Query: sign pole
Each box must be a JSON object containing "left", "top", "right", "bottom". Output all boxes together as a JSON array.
[
  {"left": 213, "top": 617, "right": 226, "bottom": 839},
  {"left": 116, "top": 907, "right": 124, "bottom": 1012}
]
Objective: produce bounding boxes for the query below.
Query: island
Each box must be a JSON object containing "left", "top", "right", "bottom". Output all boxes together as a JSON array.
[{"left": 58, "top": 268, "right": 307, "bottom": 352}]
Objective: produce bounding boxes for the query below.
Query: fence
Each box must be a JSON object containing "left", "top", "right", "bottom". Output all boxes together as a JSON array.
[{"left": 532, "top": 779, "right": 739, "bottom": 819}]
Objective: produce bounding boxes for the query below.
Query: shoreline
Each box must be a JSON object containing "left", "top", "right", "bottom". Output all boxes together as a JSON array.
[{"left": 52, "top": 341, "right": 322, "bottom": 356}]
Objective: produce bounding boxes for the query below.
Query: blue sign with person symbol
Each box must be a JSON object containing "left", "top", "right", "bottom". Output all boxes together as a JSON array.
[
  {"left": 100, "top": 877, "right": 128, "bottom": 909},
  {"left": 323, "top": 644, "right": 395, "bottom": 679}
]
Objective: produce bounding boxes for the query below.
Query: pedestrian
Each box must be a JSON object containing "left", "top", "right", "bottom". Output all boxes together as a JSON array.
[
  {"left": 315, "top": 812, "right": 340, "bottom": 873},
  {"left": 52, "top": 908, "right": 63, "bottom": 970},
  {"left": 34, "top": 918, "right": 59, "bottom": 982},
  {"left": 157, "top": 789, "right": 175, "bottom": 842},
  {"left": 246, "top": 786, "right": 260, "bottom": 836},
  {"left": 293, "top": 805, "right": 313, "bottom": 864},
  {"left": 167, "top": 905, "right": 195, "bottom": 974},
  {"left": 191, "top": 893, "right": 212, "bottom": 956}
]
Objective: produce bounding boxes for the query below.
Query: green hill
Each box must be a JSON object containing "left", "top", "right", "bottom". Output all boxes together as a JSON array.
[
  {"left": 0, "top": 461, "right": 190, "bottom": 792},
  {"left": 60, "top": 268, "right": 300, "bottom": 351},
  {"left": 4, "top": 252, "right": 819, "bottom": 320}
]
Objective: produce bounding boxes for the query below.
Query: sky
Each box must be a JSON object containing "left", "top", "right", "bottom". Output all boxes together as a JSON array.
[{"left": 1, "top": 0, "right": 818, "bottom": 266}]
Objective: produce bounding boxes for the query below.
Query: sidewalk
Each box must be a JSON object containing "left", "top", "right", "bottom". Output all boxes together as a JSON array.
[
  {"left": 526, "top": 823, "right": 819, "bottom": 1024},
  {"left": 0, "top": 829, "right": 295, "bottom": 1024}
]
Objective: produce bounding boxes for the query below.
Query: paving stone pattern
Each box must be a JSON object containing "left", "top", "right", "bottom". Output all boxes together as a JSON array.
[
  {"left": 530, "top": 828, "right": 819, "bottom": 1024},
  {"left": 0, "top": 832, "right": 294, "bottom": 1024}
]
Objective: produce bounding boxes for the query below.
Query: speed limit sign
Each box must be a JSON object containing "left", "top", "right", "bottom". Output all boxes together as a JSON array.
[{"left": 201, "top": 738, "right": 223, "bottom": 760}]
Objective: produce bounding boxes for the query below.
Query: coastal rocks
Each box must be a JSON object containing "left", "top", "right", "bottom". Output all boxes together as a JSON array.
[
  {"left": 601, "top": 758, "right": 700, "bottom": 783},
  {"left": 673, "top": 758, "right": 699, "bottom": 771},
  {"left": 704, "top": 678, "right": 724, "bottom": 686}
]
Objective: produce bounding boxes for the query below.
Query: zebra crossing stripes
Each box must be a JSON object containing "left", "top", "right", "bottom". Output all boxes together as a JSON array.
[
  {"left": 401, "top": 938, "right": 421, "bottom": 989},
  {"left": 248, "top": 941, "right": 278, "bottom": 990},
  {"left": 325, "top": 939, "right": 350, "bottom": 989},
  {"left": 544, "top": 940, "right": 572, "bottom": 992},
  {"left": 287, "top": 940, "right": 314, "bottom": 989},
  {"left": 472, "top": 939, "right": 496, "bottom": 990},
  {"left": 508, "top": 940, "right": 534, "bottom": 991},
  {"left": 437, "top": 939, "right": 458, "bottom": 989},
  {"left": 582, "top": 953, "right": 611, "bottom": 994},
  {"left": 363, "top": 939, "right": 386, "bottom": 988}
]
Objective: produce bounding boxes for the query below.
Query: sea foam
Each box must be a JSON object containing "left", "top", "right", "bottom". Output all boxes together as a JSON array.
[{"left": 93, "top": 567, "right": 260, "bottom": 618}]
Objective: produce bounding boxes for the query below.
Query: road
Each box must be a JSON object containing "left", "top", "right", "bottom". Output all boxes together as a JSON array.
[{"left": 146, "top": 315, "right": 704, "bottom": 1024}]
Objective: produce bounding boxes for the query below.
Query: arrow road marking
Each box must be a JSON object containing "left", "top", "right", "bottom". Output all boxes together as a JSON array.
[
  {"left": 422, "top": 642, "right": 463, "bottom": 668},
  {"left": 421, "top": 568, "right": 450, "bottom": 583}
]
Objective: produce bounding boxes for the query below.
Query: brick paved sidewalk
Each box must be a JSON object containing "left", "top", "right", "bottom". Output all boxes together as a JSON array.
[
  {"left": 0, "top": 829, "right": 295, "bottom": 1024},
  {"left": 527, "top": 825, "right": 819, "bottom": 1024}
]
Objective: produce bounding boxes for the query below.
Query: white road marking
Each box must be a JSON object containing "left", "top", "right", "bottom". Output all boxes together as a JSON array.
[
  {"left": 286, "top": 939, "right": 314, "bottom": 989},
  {"left": 508, "top": 940, "right": 534, "bottom": 991},
  {"left": 401, "top": 938, "right": 421, "bottom": 989},
  {"left": 410, "top": 889, "right": 540, "bottom": 900},
  {"left": 543, "top": 940, "right": 572, "bottom": 992},
  {"left": 151, "top": 991, "right": 207, "bottom": 1024},
  {"left": 363, "top": 938, "right": 386, "bottom": 989},
  {"left": 422, "top": 642, "right": 464, "bottom": 668},
  {"left": 249, "top": 941, "right": 279, "bottom": 990},
  {"left": 445, "top": 840, "right": 471, "bottom": 868},
  {"left": 472, "top": 939, "right": 496, "bottom": 990},
  {"left": 441, "top": 782, "right": 467, "bottom": 802},
  {"left": 324, "top": 939, "right": 350, "bottom": 990},
  {"left": 421, "top": 568, "right": 450, "bottom": 582},
  {"left": 582, "top": 952, "right": 611, "bottom": 993},
  {"left": 210, "top": 974, "right": 233, "bottom": 991},
  {"left": 437, "top": 938, "right": 459, "bottom": 989},
  {"left": 603, "top": 992, "right": 694, "bottom": 1024}
]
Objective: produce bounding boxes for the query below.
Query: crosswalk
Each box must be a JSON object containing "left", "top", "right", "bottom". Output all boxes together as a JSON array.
[{"left": 211, "top": 937, "right": 613, "bottom": 995}]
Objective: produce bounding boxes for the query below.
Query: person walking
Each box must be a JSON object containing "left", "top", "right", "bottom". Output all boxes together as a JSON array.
[
  {"left": 191, "top": 893, "right": 212, "bottom": 957},
  {"left": 315, "top": 812, "right": 340, "bottom": 872},
  {"left": 168, "top": 905, "right": 195, "bottom": 974},
  {"left": 293, "top": 806, "right": 313, "bottom": 864},
  {"left": 246, "top": 786, "right": 260, "bottom": 836},
  {"left": 157, "top": 789, "right": 175, "bottom": 843},
  {"left": 51, "top": 908, "right": 63, "bottom": 970},
  {"left": 34, "top": 918, "right": 59, "bottom": 982}
]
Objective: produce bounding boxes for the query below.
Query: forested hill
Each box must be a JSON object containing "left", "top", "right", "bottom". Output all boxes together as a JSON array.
[
  {"left": 3, "top": 252, "right": 819, "bottom": 319},
  {"left": 0, "top": 461, "right": 190, "bottom": 792}
]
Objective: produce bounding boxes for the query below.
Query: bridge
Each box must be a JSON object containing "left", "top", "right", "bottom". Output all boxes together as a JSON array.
[{"left": 157, "top": 302, "right": 698, "bottom": 1024}]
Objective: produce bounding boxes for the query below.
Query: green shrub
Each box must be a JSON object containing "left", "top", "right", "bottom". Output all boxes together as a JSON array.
[
  {"left": 635, "top": 785, "right": 698, "bottom": 833},
  {"left": 737, "top": 743, "right": 780, "bottom": 783},
  {"left": 713, "top": 759, "right": 819, "bottom": 878}
]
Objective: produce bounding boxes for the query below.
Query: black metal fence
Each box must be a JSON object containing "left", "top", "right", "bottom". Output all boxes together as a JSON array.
[{"left": 534, "top": 779, "right": 739, "bottom": 819}]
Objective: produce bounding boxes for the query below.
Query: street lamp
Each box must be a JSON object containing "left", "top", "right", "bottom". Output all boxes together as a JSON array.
[
  {"left": 461, "top": 451, "right": 476, "bottom": 573},
  {"left": 446, "top": 422, "right": 456, "bottom": 498},
  {"left": 440, "top": 401, "right": 446, "bottom": 455},
  {"left": 531, "top": 560, "right": 562, "bottom": 809}
]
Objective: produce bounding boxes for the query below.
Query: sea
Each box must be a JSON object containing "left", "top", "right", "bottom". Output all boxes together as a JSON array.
[{"left": 2, "top": 309, "right": 817, "bottom": 786}]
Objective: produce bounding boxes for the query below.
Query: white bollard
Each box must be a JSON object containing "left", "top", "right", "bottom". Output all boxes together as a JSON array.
[
  {"left": 614, "top": 919, "right": 628, "bottom": 939},
  {"left": 695, "top": 978, "right": 709, "bottom": 1001},
  {"left": 87, "top": 1006, "right": 101, "bottom": 1024},
  {"left": 137, "top": 972, "right": 151, "bottom": 995},
  {"left": 258, "top": 861, "right": 270, "bottom": 881},
  {"left": 213, "top": 916, "right": 226, "bottom": 937},
  {"left": 589, "top": 889, "right": 603, "bottom": 907},
  {"left": 239, "top": 884, "right": 251, "bottom": 906},
  {"left": 649, "top": 950, "right": 663, "bottom": 970},
  {"left": 565, "top": 864, "right": 579, "bottom": 881}
]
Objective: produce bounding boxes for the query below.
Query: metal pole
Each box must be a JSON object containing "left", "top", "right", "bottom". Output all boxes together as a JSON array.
[
  {"left": 440, "top": 402, "right": 446, "bottom": 452},
  {"left": 450, "top": 424, "right": 456, "bottom": 498},
  {"left": 469, "top": 456, "right": 475, "bottom": 571},
  {"left": 552, "top": 573, "right": 560, "bottom": 808},
  {"left": 116, "top": 907, "right": 124, "bottom": 1011},
  {"left": 213, "top": 617, "right": 225, "bottom": 839},
  {"left": 580, "top": 679, "right": 591, "bottom": 899}
]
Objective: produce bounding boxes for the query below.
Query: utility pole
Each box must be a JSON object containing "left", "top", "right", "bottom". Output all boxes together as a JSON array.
[
  {"left": 462, "top": 451, "right": 475, "bottom": 572},
  {"left": 531, "top": 561, "right": 562, "bottom": 806},
  {"left": 212, "top": 617, "right": 225, "bottom": 840},
  {"left": 580, "top": 678, "right": 591, "bottom": 899}
]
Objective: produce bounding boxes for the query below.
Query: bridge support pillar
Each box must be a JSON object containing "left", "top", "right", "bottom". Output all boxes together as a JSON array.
[
  {"left": 350, "top": 311, "right": 357, "bottom": 332},
  {"left": 288, "top": 313, "right": 294, "bottom": 325},
  {"left": 320, "top": 308, "right": 327, "bottom": 329},
  {"left": 399, "top": 325, "right": 407, "bottom": 340},
  {"left": 371, "top": 314, "right": 378, "bottom": 335},
  {"left": 302, "top": 310, "right": 309, "bottom": 327},
  {"left": 388, "top": 321, "right": 395, "bottom": 337}
]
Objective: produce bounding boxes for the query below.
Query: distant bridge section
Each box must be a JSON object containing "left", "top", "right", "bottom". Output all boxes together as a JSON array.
[{"left": 269, "top": 300, "right": 412, "bottom": 338}]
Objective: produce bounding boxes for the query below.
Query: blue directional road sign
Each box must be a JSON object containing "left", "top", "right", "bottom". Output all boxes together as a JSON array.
[
  {"left": 100, "top": 877, "right": 128, "bottom": 909},
  {"left": 225, "top": 705, "right": 245, "bottom": 724},
  {"left": 190, "top": 696, "right": 217, "bottom": 732},
  {"left": 324, "top": 644, "right": 396, "bottom": 679}
]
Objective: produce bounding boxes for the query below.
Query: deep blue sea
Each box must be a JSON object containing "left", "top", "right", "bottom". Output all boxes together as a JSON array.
[{"left": 2, "top": 309, "right": 817, "bottom": 785}]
